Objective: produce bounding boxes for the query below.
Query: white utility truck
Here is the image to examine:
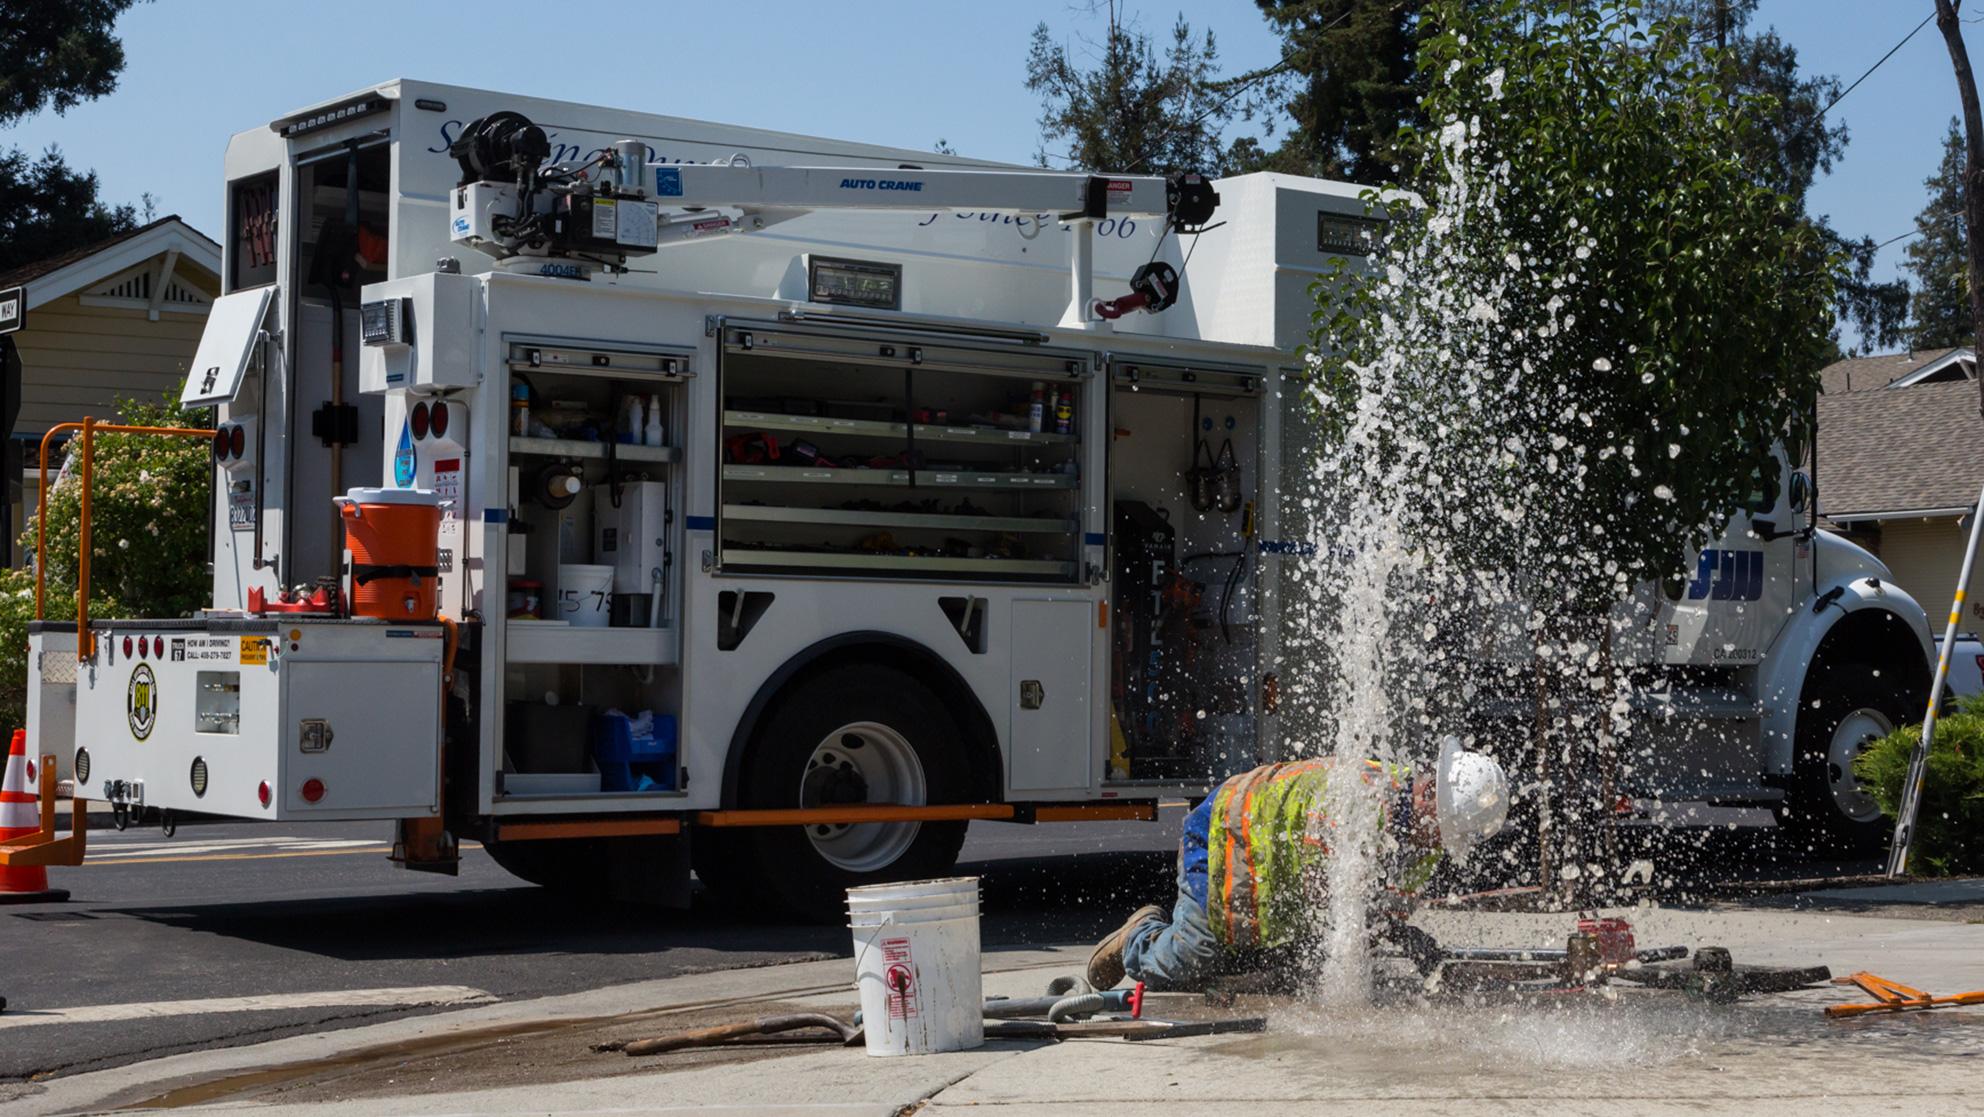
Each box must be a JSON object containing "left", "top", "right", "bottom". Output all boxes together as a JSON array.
[{"left": 4, "top": 80, "right": 1931, "bottom": 911}]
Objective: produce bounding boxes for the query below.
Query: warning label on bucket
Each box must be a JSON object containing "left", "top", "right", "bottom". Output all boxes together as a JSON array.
[{"left": 882, "top": 937, "right": 919, "bottom": 1020}]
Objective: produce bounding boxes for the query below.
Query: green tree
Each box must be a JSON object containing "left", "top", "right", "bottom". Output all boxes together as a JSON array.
[
  {"left": 0, "top": 0, "right": 141, "bottom": 125},
  {"left": 0, "top": 0, "right": 145, "bottom": 273},
  {"left": 0, "top": 146, "right": 136, "bottom": 273},
  {"left": 1305, "top": 0, "right": 1836, "bottom": 641},
  {"left": 1904, "top": 119, "right": 1971, "bottom": 352},
  {"left": 1025, "top": 2, "right": 1233, "bottom": 173},
  {"left": 1647, "top": 0, "right": 1904, "bottom": 352},
  {"left": 1229, "top": 0, "right": 1431, "bottom": 182}
]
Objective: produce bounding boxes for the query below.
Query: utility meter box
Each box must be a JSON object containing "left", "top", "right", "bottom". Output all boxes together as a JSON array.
[{"left": 359, "top": 272, "right": 479, "bottom": 393}]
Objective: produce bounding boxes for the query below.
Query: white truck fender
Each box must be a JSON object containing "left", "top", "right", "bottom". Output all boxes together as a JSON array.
[{"left": 1755, "top": 567, "right": 1934, "bottom": 776}]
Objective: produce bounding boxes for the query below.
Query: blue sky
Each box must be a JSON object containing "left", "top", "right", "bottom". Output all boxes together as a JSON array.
[{"left": 2, "top": 0, "right": 1962, "bottom": 345}]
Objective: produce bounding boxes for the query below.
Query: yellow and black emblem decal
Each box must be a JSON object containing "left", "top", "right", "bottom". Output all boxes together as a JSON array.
[{"left": 128, "top": 663, "right": 159, "bottom": 741}]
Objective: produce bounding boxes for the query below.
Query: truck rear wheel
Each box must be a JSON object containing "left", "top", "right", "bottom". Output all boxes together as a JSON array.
[
  {"left": 703, "top": 664, "right": 972, "bottom": 920},
  {"left": 1781, "top": 661, "right": 1908, "bottom": 858}
]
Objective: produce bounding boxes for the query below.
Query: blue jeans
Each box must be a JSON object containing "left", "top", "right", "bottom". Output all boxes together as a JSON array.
[{"left": 1121, "top": 863, "right": 1223, "bottom": 991}]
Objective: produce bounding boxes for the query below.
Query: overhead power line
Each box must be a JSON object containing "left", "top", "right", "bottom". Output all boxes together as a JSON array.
[{"left": 1818, "top": 11, "right": 1935, "bottom": 120}]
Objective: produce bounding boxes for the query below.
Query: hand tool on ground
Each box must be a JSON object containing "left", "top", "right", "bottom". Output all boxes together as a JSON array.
[
  {"left": 982, "top": 1016, "right": 1266, "bottom": 1041},
  {"left": 602, "top": 1013, "right": 862, "bottom": 1055},
  {"left": 1613, "top": 947, "right": 1829, "bottom": 1003},
  {"left": 1826, "top": 972, "right": 1984, "bottom": 1018},
  {"left": 982, "top": 983, "right": 1143, "bottom": 1021}
]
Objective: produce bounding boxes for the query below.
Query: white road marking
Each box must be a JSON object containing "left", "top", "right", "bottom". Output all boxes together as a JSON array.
[
  {"left": 0, "top": 986, "right": 496, "bottom": 1030},
  {"left": 92, "top": 838, "right": 387, "bottom": 859},
  {"left": 89, "top": 834, "right": 362, "bottom": 850}
]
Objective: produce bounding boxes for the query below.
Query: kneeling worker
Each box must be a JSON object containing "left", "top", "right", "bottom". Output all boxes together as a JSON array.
[{"left": 1088, "top": 738, "right": 1509, "bottom": 991}]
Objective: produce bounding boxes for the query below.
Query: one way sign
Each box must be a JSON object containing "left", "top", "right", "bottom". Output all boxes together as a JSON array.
[{"left": 0, "top": 286, "right": 22, "bottom": 335}]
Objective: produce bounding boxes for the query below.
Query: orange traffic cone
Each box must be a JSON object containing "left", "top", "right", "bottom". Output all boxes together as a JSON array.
[{"left": 1, "top": 729, "right": 68, "bottom": 903}]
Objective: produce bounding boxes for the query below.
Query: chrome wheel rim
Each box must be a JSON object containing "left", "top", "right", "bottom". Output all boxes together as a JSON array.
[
  {"left": 1827, "top": 707, "right": 1891, "bottom": 825},
  {"left": 799, "top": 721, "right": 926, "bottom": 873}
]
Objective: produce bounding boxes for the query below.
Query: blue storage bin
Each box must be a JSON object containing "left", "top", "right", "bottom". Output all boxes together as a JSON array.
[{"left": 592, "top": 710, "right": 679, "bottom": 792}]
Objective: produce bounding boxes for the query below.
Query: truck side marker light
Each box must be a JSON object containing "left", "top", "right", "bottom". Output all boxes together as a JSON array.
[
  {"left": 410, "top": 401, "right": 430, "bottom": 440},
  {"left": 430, "top": 402, "right": 450, "bottom": 439},
  {"left": 122, "top": 636, "right": 132, "bottom": 658},
  {"left": 257, "top": 780, "right": 272, "bottom": 809},
  {"left": 74, "top": 748, "right": 90, "bottom": 784},
  {"left": 190, "top": 757, "right": 208, "bottom": 798},
  {"left": 301, "top": 778, "right": 327, "bottom": 804}
]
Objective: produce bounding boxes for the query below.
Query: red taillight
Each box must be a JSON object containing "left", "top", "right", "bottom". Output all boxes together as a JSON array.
[
  {"left": 122, "top": 635, "right": 133, "bottom": 658},
  {"left": 137, "top": 636, "right": 148, "bottom": 659},
  {"left": 430, "top": 401, "right": 450, "bottom": 439},
  {"left": 230, "top": 425, "right": 245, "bottom": 459},
  {"left": 300, "top": 778, "right": 326, "bottom": 804},
  {"left": 257, "top": 780, "right": 272, "bottom": 808},
  {"left": 213, "top": 428, "right": 230, "bottom": 460},
  {"left": 24, "top": 758, "right": 35, "bottom": 784},
  {"left": 410, "top": 401, "right": 430, "bottom": 440}
]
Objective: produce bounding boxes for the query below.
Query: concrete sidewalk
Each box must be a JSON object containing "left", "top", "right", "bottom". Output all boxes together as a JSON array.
[{"left": 8, "top": 903, "right": 1983, "bottom": 1116}]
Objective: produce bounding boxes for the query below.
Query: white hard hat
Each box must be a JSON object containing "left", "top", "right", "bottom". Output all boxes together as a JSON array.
[{"left": 1436, "top": 735, "right": 1509, "bottom": 859}]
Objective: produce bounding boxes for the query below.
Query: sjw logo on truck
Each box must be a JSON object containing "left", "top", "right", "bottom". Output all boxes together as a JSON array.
[{"left": 1686, "top": 548, "right": 1764, "bottom": 602}]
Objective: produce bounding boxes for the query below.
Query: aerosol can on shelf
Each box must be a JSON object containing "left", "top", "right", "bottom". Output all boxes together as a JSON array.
[{"left": 1028, "top": 382, "right": 1044, "bottom": 433}]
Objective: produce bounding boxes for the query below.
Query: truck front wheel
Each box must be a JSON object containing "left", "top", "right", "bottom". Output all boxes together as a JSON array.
[
  {"left": 1781, "top": 661, "right": 1908, "bottom": 858},
  {"left": 702, "top": 664, "right": 973, "bottom": 919}
]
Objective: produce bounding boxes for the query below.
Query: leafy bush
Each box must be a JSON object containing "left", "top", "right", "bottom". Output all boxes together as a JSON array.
[
  {"left": 0, "top": 389, "right": 211, "bottom": 732},
  {"left": 1856, "top": 695, "right": 1984, "bottom": 876}
]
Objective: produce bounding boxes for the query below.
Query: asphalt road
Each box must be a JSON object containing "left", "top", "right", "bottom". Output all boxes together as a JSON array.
[
  {"left": 0, "top": 813, "right": 1184, "bottom": 1083},
  {"left": 0, "top": 808, "right": 1869, "bottom": 1085}
]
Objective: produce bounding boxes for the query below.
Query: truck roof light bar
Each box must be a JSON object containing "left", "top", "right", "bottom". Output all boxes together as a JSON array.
[{"left": 272, "top": 96, "right": 389, "bottom": 138}]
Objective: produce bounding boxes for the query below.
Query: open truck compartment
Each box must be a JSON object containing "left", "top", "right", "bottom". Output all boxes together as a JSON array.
[{"left": 1108, "top": 361, "right": 1265, "bottom": 784}]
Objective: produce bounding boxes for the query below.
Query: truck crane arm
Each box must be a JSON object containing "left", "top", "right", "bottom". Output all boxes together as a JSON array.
[{"left": 446, "top": 111, "right": 1218, "bottom": 323}]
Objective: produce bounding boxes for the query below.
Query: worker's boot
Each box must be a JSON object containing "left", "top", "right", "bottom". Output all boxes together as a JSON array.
[{"left": 1087, "top": 904, "right": 1166, "bottom": 990}]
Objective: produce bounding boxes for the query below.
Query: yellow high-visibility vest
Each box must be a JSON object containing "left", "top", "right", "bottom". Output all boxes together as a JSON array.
[{"left": 1204, "top": 758, "right": 1437, "bottom": 949}]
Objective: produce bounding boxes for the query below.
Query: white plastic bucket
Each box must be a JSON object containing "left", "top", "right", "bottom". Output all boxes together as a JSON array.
[
  {"left": 846, "top": 877, "right": 977, "bottom": 913},
  {"left": 555, "top": 563, "right": 614, "bottom": 627},
  {"left": 848, "top": 877, "right": 984, "bottom": 1057}
]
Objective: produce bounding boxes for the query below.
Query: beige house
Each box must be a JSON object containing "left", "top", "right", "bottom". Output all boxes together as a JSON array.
[
  {"left": 1816, "top": 346, "right": 1984, "bottom": 630},
  {"left": 0, "top": 217, "right": 221, "bottom": 562}
]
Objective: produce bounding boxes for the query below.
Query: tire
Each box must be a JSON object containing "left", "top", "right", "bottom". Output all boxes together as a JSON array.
[
  {"left": 1780, "top": 661, "right": 1912, "bottom": 858},
  {"left": 706, "top": 664, "right": 974, "bottom": 920}
]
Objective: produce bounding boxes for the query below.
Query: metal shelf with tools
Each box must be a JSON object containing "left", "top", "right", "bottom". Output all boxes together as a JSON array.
[
  {"left": 721, "top": 464, "right": 1076, "bottom": 490},
  {"left": 722, "top": 410, "right": 1074, "bottom": 448},
  {"left": 717, "top": 326, "right": 1086, "bottom": 583},
  {"left": 509, "top": 436, "right": 682, "bottom": 463}
]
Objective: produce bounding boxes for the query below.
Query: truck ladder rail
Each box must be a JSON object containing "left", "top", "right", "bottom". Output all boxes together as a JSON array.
[{"left": 35, "top": 416, "right": 215, "bottom": 660}]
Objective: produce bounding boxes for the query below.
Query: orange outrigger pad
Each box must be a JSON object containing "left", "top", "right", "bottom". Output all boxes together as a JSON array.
[{"left": 1826, "top": 972, "right": 1984, "bottom": 1018}]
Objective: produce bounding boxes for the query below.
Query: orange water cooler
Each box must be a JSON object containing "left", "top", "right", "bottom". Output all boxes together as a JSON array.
[{"left": 336, "top": 487, "right": 446, "bottom": 621}]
